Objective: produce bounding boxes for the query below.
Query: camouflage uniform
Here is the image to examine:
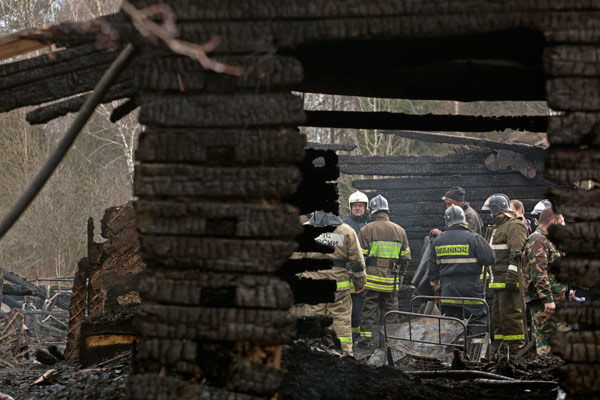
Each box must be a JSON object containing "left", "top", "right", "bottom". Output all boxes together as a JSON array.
[
  {"left": 487, "top": 210, "right": 528, "bottom": 353},
  {"left": 291, "top": 217, "right": 366, "bottom": 356},
  {"left": 357, "top": 212, "right": 411, "bottom": 347},
  {"left": 522, "top": 226, "right": 566, "bottom": 357}
]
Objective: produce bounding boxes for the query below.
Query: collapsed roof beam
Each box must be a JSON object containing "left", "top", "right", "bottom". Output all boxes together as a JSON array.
[{"left": 302, "top": 110, "right": 547, "bottom": 133}]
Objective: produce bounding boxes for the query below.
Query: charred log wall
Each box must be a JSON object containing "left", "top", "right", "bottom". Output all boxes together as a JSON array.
[{"left": 128, "top": 46, "right": 306, "bottom": 397}]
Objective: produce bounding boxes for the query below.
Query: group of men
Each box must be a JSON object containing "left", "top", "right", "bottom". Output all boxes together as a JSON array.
[{"left": 293, "top": 186, "right": 571, "bottom": 359}]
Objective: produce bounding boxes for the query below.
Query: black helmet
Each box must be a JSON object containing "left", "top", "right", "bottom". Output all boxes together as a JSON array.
[
  {"left": 445, "top": 205, "right": 466, "bottom": 227},
  {"left": 482, "top": 193, "right": 510, "bottom": 215}
]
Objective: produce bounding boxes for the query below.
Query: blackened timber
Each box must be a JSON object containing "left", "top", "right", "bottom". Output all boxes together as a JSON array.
[
  {"left": 547, "top": 112, "right": 600, "bottom": 145},
  {"left": 550, "top": 331, "right": 600, "bottom": 363},
  {"left": 546, "top": 146, "right": 600, "bottom": 181},
  {"left": 353, "top": 173, "right": 550, "bottom": 190},
  {"left": 135, "top": 165, "right": 301, "bottom": 199},
  {"left": 544, "top": 45, "right": 600, "bottom": 77},
  {"left": 139, "top": 273, "right": 294, "bottom": 309},
  {"left": 386, "top": 199, "right": 539, "bottom": 216},
  {"left": 556, "top": 363, "right": 600, "bottom": 396},
  {"left": 549, "top": 222, "right": 600, "bottom": 254},
  {"left": 136, "top": 128, "right": 306, "bottom": 165},
  {"left": 547, "top": 77, "right": 600, "bottom": 111},
  {"left": 548, "top": 187, "right": 600, "bottom": 220},
  {"left": 136, "top": 304, "right": 296, "bottom": 343},
  {"left": 339, "top": 154, "right": 542, "bottom": 176},
  {"left": 138, "top": 93, "right": 305, "bottom": 127},
  {"left": 303, "top": 110, "right": 547, "bottom": 134},
  {"left": 382, "top": 130, "right": 545, "bottom": 157},
  {"left": 134, "top": 55, "right": 303, "bottom": 92},
  {"left": 26, "top": 81, "right": 133, "bottom": 125},
  {"left": 139, "top": 236, "right": 297, "bottom": 274},
  {"left": 306, "top": 142, "right": 357, "bottom": 152},
  {"left": 554, "top": 301, "right": 600, "bottom": 327},
  {"left": 375, "top": 186, "right": 548, "bottom": 204},
  {"left": 550, "top": 257, "right": 600, "bottom": 287},
  {"left": 135, "top": 201, "right": 302, "bottom": 238}
]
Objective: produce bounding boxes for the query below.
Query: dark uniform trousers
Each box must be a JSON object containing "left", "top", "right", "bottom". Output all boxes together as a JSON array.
[
  {"left": 492, "top": 289, "right": 524, "bottom": 352},
  {"left": 359, "top": 287, "right": 400, "bottom": 346}
]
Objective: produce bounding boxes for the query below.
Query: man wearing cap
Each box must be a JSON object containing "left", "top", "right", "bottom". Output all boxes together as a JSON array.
[{"left": 441, "top": 187, "right": 484, "bottom": 235}]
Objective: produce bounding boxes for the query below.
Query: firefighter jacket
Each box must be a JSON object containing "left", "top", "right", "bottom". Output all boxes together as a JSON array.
[
  {"left": 487, "top": 210, "right": 528, "bottom": 290},
  {"left": 463, "top": 203, "right": 484, "bottom": 236},
  {"left": 427, "top": 225, "right": 495, "bottom": 304},
  {"left": 522, "top": 226, "right": 566, "bottom": 304},
  {"left": 358, "top": 212, "right": 411, "bottom": 293},
  {"left": 292, "top": 220, "right": 366, "bottom": 291}
]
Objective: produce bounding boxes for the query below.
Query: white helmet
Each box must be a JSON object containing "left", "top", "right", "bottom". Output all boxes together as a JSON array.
[
  {"left": 531, "top": 199, "right": 551, "bottom": 216},
  {"left": 348, "top": 191, "right": 369, "bottom": 210}
]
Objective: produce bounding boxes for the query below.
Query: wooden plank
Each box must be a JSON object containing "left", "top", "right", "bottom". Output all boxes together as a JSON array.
[
  {"left": 138, "top": 236, "right": 297, "bottom": 273},
  {"left": 546, "top": 147, "right": 600, "bottom": 181},
  {"left": 138, "top": 93, "right": 305, "bottom": 127},
  {"left": 353, "top": 173, "right": 551, "bottom": 190},
  {"left": 135, "top": 200, "right": 302, "bottom": 238},
  {"left": 134, "top": 165, "right": 301, "bottom": 199},
  {"left": 371, "top": 186, "right": 548, "bottom": 203},
  {"left": 547, "top": 77, "right": 600, "bottom": 111},
  {"left": 302, "top": 110, "right": 547, "bottom": 134},
  {"left": 544, "top": 45, "right": 600, "bottom": 77},
  {"left": 136, "top": 128, "right": 306, "bottom": 165},
  {"left": 547, "top": 112, "right": 600, "bottom": 145},
  {"left": 548, "top": 187, "right": 600, "bottom": 220}
]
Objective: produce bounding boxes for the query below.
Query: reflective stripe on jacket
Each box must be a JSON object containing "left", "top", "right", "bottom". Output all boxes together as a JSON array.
[
  {"left": 426, "top": 225, "right": 495, "bottom": 303},
  {"left": 487, "top": 210, "right": 528, "bottom": 289},
  {"left": 358, "top": 212, "right": 411, "bottom": 293}
]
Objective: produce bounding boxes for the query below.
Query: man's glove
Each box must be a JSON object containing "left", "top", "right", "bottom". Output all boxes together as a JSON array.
[
  {"left": 430, "top": 279, "right": 441, "bottom": 293},
  {"left": 505, "top": 265, "right": 520, "bottom": 291}
]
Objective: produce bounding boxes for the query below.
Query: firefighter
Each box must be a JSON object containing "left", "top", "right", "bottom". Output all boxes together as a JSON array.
[
  {"left": 291, "top": 211, "right": 366, "bottom": 356},
  {"left": 530, "top": 199, "right": 552, "bottom": 231},
  {"left": 427, "top": 205, "right": 495, "bottom": 335},
  {"left": 482, "top": 193, "right": 528, "bottom": 354},
  {"left": 357, "top": 195, "right": 410, "bottom": 349},
  {"left": 441, "top": 186, "right": 484, "bottom": 235},
  {"left": 522, "top": 206, "right": 574, "bottom": 357},
  {"left": 343, "top": 191, "right": 370, "bottom": 342},
  {"left": 510, "top": 199, "right": 533, "bottom": 234}
]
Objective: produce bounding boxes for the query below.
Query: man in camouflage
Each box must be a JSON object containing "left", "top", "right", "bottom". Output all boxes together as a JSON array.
[
  {"left": 523, "top": 206, "right": 574, "bottom": 357},
  {"left": 291, "top": 211, "right": 366, "bottom": 356},
  {"left": 482, "top": 193, "right": 528, "bottom": 354},
  {"left": 357, "top": 195, "right": 411, "bottom": 349}
]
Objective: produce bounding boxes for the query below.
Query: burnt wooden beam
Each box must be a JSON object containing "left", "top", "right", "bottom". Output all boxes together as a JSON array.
[
  {"left": 26, "top": 81, "right": 133, "bottom": 125},
  {"left": 306, "top": 142, "right": 357, "bottom": 152},
  {"left": 303, "top": 111, "right": 547, "bottom": 133},
  {"left": 382, "top": 130, "right": 545, "bottom": 157}
]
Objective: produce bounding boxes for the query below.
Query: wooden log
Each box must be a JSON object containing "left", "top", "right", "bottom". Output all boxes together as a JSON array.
[
  {"left": 128, "top": 374, "right": 263, "bottom": 400},
  {"left": 135, "top": 304, "right": 296, "bottom": 343},
  {"left": 0, "top": 268, "right": 3, "bottom": 314},
  {"left": 557, "top": 363, "right": 600, "bottom": 395},
  {"left": 138, "top": 93, "right": 305, "bottom": 127},
  {"left": 136, "top": 128, "right": 306, "bottom": 165},
  {"left": 138, "top": 273, "right": 294, "bottom": 309},
  {"left": 546, "top": 146, "right": 600, "bottom": 181},
  {"left": 385, "top": 199, "right": 539, "bottom": 217},
  {"left": 372, "top": 186, "right": 548, "bottom": 204},
  {"left": 126, "top": 0, "right": 600, "bottom": 20},
  {"left": 138, "top": 236, "right": 297, "bottom": 273},
  {"left": 64, "top": 258, "right": 89, "bottom": 361},
  {"left": 550, "top": 257, "right": 600, "bottom": 287},
  {"left": 302, "top": 110, "right": 547, "bottom": 134},
  {"left": 547, "top": 77, "right": 600, "bottom": 111},
  {"left": 26, "top": 81, "right": 133, "bottom": 125},
  {"left": 548, "top": 187, "right": 600, "bottom": 220},
  {"left": 3, "top": 270, "right": 70, "bottom": 310},
  {"left": 2, "top": 282, "right": 33, "bottom": 296},
  {"left": 549, "top": 223, "right": 600, "bottom": 254},
  {"left": 544, "top": 45, "right": 600, "bottom": 77},
  {"left": 547, "top": 112, "right": 600, "bottom": 145},
  {"left": 135, "top": 201, "right": 302, "bottom": 238},
  {"left": 550, "top": 330, "right": 600, "bottom": 363},
  {"left": 306, "top": 142, "right": 357, "bottom": 151},
  {"left": 353, "top": 173, "right": 552, "bottom": 190},
  {"left": 134, "top": 165, "right": 301, "bottom": 199},
  {"left": 134, "top": 55, "right": 303, "bottom": 91},
  {"left": 554, "top": 301, "right": 600, "bottom": 327}
]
